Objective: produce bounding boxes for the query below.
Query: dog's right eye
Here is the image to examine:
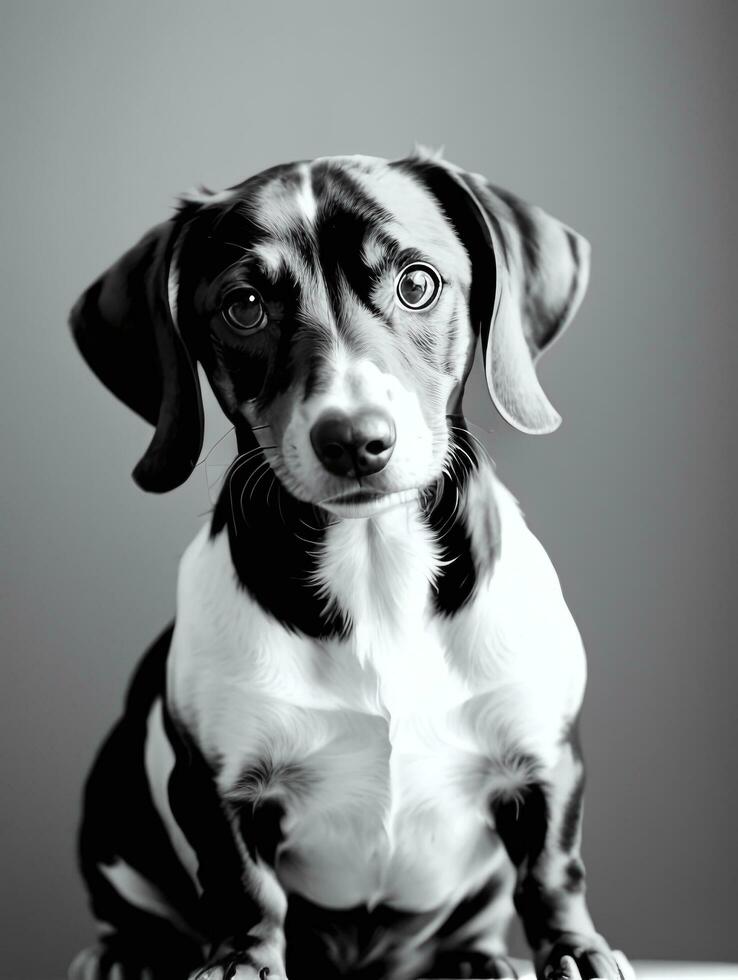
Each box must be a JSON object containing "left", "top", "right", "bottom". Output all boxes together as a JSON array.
[
  {"left": 394, "top": 263, "right": 442, "bottom": 311},
  {"left": 222, "top": 288, "right": 267, "bottom": 333}
]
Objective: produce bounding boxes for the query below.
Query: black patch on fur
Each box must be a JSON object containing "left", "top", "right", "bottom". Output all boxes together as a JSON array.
[
  {"left": 490, "top": 737, "right": 594, "bottom": 954},
  {"left": 164, "top": 700, "right": 269, "bottom": 950},
  {"left": 181, "top": 162, "right": 405, "bottom": 420},
  {"left": 76, "top": 627, "right": 207, "bottom": 975},
  {"left": 75, "top": 621, "right": 292, "bottom": 973},
  {"left": 232, "top": 760, "right": 315, "bottom": 866},
  {"left": 238, "top": 798, "right": 286, "bottom": 867},
  {"left": 177, "top": 206, "right": 306, "bottom": 410},
  {"left": 424, "top": 421, "right": 480, "bottom": 615},
  {"left": 394, "top": 160, "right": 498, "bottom": 345},
  {"left": 493, "top": 774, "right": 564, "bottom": 953},
  {"left": 435, "top": 873, "right": 505, "bottom": 939},
  {"left": 311, "top": 163, "right": 393, "bottom": 327},
  {"left": 563, "top": 857, "right": 586, "bottom": 894},
  {"left": 558, "top": 718, "right": 585, "bottom": 853},
  {"left": 492, "top": 779, "right": 549, "bottom": 869},
  {"left": 490, "top": 184, "right": 539, "bottom": 276},
  {"left": 456, "top": 174, "right": 510, "bottom": 268},
  {"left": 210, "top": 427, "right": 349, "bottom": 640},
  {"left": 259, "top": 283, "right": 313, "bottom": 404},
  {"left": 70, "top": 209, "right": 207, "bottom": 493},
  {"left": 558, "top": 766, "right": 585, "bottom": 854},
  {"left": 78, "top": 627, "right": 202, "bottom": 915},
  {"left": 72, "top": 269, "right": 162, "bottom": 427}
]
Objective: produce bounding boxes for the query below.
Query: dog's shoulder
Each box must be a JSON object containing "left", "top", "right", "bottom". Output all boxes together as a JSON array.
[
  {"left": 468, "top": 463, "right": 579, "bottom": 628},
  {"left": 444, "top": 465, "right": 588, "bottom": 743},
  {"left": 167, "top": 523, "right": 285, "bottom": 745}
]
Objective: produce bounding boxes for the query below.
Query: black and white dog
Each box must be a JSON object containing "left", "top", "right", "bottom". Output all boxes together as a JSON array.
[{"left": 69, "top": 151, "right": 631, "bottom": 980}]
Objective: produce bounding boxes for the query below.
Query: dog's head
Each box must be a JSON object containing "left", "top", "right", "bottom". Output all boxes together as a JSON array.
[{"left": 70, "top": 151, "right": 590, "bottom": 516}]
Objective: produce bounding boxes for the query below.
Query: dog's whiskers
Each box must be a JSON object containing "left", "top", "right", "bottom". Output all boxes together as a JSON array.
[
  {"left": 441, "top": 446, "right": 463, "bottom": 485},
  {"left": 266, "top": 473, "right": 277, "bottom": 510},
  {"left": 293, "top": 531, "right": 323, "bottom": 551},
  {"left": 431, "top": 487, "right": 462, "bottom": 542},
  {"left": 300, "top": 516, "right": 337, "bottom": 534},
  {"left": 225, "top": 446, "right": 276, "bottom": 484},
  {"left": 450, "top": 441, "right": 477, "bottom": 475},
  {"left": 197, "top": 425, "right": 236, "bottom": 468},
  {"left": 227, "top": 446, "right": 277, "bottom": 535},
  {"left": 448, "top": 423, "right": 491, "bottom": 465},
  {"left": 227, "top": 445, "right": 277, "bottom": 477},
  {"left": 222, "top": 240, "right": 251, "bottom": 255},
  {"left": 247, "top": 462, "right": 274, "bottom": 507},
  {"left": 238, "top": 459, "right": 272, "bottom": 525}
]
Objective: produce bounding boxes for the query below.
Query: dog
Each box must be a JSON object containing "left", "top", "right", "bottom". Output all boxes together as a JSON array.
[{"left": 68, "top": 150, "right": 630, "bottom": 980}]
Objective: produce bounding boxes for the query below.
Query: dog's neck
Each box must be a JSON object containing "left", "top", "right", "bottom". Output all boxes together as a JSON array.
[
  {"left": 209, "top": 420, "right": 499, "bottom": 641},
  {"left": 310, "top": 501, "right": 439, "bottom": 664}
]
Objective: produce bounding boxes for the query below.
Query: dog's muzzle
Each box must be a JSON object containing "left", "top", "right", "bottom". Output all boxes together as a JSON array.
[{"left": 310, "top": 408, "right": 396, "bottom": 478}]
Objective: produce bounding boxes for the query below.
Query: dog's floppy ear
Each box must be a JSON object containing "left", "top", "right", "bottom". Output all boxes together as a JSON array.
[
  {"left": 408, "top": 156, "right": 591, "bottom": 433},
  {"left": 69, "top": 217, "right": 204, "bottom": 491}
]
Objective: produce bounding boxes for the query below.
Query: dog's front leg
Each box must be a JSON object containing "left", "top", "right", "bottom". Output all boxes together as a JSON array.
[
  {"left": 165, "top": 723, "right": 288, "bottom": 980},
  {"left": 190, "top": 800, "right": 289, "bottom": 980},
  {"left": 492, "top": 732, "right": 624, "bottom": 980}
]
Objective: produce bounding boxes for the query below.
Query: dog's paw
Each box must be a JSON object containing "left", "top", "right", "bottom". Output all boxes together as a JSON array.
[
  {"left": 194, "top": 967, "right": 281, "bottom": 980},
  {"left": 536, "top": 933, "right": 629, "bottom": 980},
  {"left": 193, "top": 948, "right": 286, "bottom": 980},
  {"left": 69, "top": 945, "right": 163, "bottom": 980}
]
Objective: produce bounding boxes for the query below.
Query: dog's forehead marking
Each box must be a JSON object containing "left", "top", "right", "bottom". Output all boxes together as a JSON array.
[
  {"left": 298, "top": 265, "right": 338, "bottom": 334},
  {"left": 252, "top": 163, "right": 312, "bottom": 237},
  {"left": 295, "top": 162, "right": 318, "bottom": 225},
  {"left": 352, "top": 165, "right": 471, "bottom": 281},
  {"left": 251, "top": 241, "right": 285, "bottom": 279},
  {"left": 228, "top": 157, "right": 473, "bottom": 355},
  {"left": 248, "top": 156, "right": 468, "bottom": 271},
  {"left": 311, "top": 153, "right": 388, "bottom": 176}
]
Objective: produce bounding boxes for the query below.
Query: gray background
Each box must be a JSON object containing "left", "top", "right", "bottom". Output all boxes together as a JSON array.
[{"left": 1, "top": 0, "right": 736, "bottom": 975}]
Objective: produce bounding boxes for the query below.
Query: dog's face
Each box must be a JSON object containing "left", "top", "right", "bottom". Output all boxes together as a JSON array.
[
  {"left": 70, "top": 152, "right": 591, "bottom": 501},
  {"left": 179, "top": 157, "right": 475, "bottom": 518}
]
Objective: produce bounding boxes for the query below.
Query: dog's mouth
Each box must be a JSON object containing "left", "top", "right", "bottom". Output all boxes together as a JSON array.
[{"left": 319, "top": 487, "right": 419, "bottom": 518}]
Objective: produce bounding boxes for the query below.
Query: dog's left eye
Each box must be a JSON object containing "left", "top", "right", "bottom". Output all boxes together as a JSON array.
[
  {"left": 222, "top": 288, "right": 267, "bottom": 333},
  {"left": 395, "top": 263, "right": 442, "bottom": 311}
]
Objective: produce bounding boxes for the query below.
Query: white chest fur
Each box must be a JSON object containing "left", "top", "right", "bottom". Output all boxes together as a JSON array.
[{"left": 168, "top": 485, "right": 586, "bottom": 912}]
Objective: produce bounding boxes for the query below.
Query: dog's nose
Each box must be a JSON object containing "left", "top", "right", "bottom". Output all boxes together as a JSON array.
[{"left": 310, "top": 409, "right": 396, "bottom": 477}]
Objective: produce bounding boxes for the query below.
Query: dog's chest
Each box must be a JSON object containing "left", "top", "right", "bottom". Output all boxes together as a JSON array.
[
  {"left": 170, "top": 503, "right": 580, "bottom": 912},
  {"left": 241, "top": 619, "right": 500, "bottom": 912}
]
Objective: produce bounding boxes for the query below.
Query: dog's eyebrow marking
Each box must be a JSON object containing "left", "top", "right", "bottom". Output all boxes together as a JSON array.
[
  {"left": 361, "top": 231, "right": 386, "bottom": 269},
  {"left": 395, "top": 246, "right": 437, "bottom": 272},
  {"left": 252, "top": 242, "right": 286, "bottom": 281},
  {"left": 354, "top": 165, "right": 472, "bottom": 287}
]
